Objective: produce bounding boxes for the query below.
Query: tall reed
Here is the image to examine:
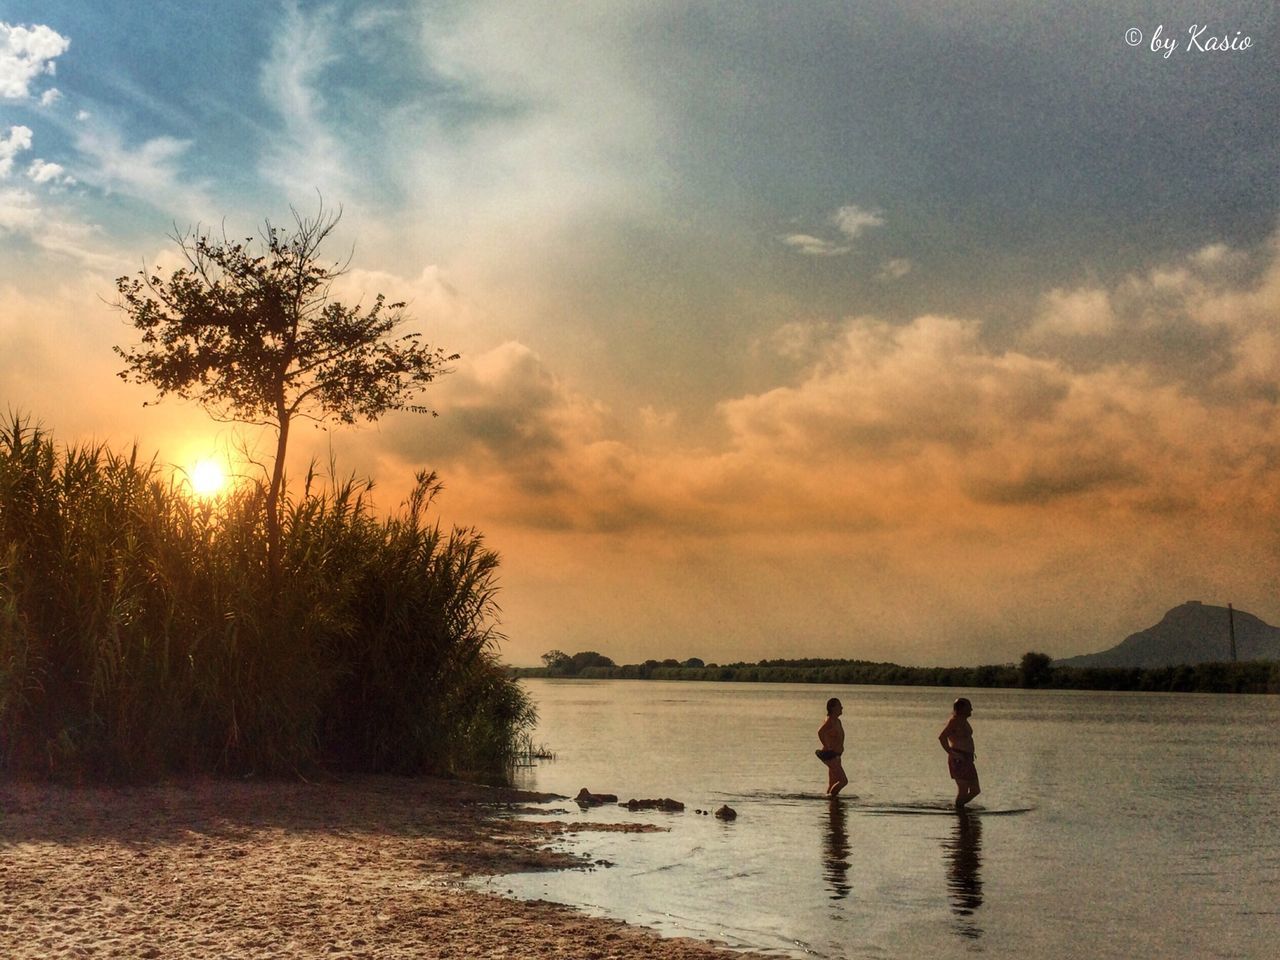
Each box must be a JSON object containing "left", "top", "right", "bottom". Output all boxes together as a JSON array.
[{"left": 0, "top": 415, "right": 533, "bottom": 780}]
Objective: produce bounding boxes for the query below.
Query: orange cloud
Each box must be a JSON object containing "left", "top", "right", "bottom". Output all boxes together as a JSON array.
[{"left": 345, "top": 236, "right": 1280, "bottom": 664}]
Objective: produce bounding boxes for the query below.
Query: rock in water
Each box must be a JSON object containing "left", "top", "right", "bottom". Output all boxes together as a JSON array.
[
  {"left": 714, "top": 805, "right": 737, "bottom": 821},
  {"left": 575, "top": 788, "right": 619, "bottom": 806},
  {"left": 622, "top": 798, "right": 685, "bottom": 812}
]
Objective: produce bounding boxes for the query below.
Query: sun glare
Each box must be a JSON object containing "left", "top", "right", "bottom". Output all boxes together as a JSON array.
[{"left": 189, "top": 459, "right": 227, "bottom": 497}]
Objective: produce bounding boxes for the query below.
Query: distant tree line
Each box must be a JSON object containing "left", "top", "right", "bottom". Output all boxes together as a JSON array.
[
  {"left": 514, "top": 649, "right": 1280, "bottom": 694},
  {"left": 537, "top": 649, "right": 709, "bottom": 678}
]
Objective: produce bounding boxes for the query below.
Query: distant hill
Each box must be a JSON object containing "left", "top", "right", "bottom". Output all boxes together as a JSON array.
[{"left": 1056, "top": 602, "right": 1280, "bottom": 669}]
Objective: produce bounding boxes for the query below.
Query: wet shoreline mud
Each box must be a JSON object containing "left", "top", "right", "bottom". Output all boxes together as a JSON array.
[{"left": 0, "top": 776, "right": 764, "bottom": 959}]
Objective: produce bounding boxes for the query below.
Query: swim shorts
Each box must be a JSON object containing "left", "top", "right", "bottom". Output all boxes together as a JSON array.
[
  {"left": 815, "top": 749, "right": 839, "bottom": 763},
  {"left": 948, "top": 751, "right": 978, "bottom": 782}
]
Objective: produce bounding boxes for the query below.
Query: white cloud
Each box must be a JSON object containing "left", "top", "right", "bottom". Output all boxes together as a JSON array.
[
  {"left": 75, "top": 109, "right": 89, "bottom": 122},
  {"left": 1193, "top": 243, "right": 1230, "bottom": 267},
  {"left": 73, "top": 124, "right": 213, "bottom": 221},
  {"left": 26, "top": 158, "right": 66, "bottom": 184},
  {"left": 78, "top": 130, "right": 188, "bottom": 183},
  {"left": 0, "top": 185, "right": 38, "bottom": 231},
  {"left": 0, "top": 124, "right": 33, "bottom": 176},
  {"left": 752, "top": 319, "right": 840, "bottom": 364},
  {"left": 780, "top": 233, "right": 851, "bottom": 257},
  {"left": 832, "top": 203, "right": 884, "bottom": 238},
  {"left": 782, "top": 203, "right": 886, "bottom": 257},
  {"left": 1187, "top": 241, "right": 1250, "bottom": 277},
  {"left": 0, "top": 185, "right": 121, "bottom": 270},
  {"left": 258, "top": 1, "right": 349, "bottom": 201},
  {"left": 368, "top": 0, "right": 672, "bottom": 275},
  {"left": 38, "top": 87, "right": 61, "bottom": 107},
  {"left": 879, "top": 257, "right": 912, "bottom": 280},
  {"left": 0, "top": 23, "right": 70, "bottom": 100},
  {"left": 350, "top": 7, "right": 401, "bottom": 33},
  {"left": 1031, "top": 287, "right": 1115, "bottom": 338}
]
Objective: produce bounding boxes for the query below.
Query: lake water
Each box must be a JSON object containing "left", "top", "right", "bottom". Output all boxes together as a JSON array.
[{"left": 485, "top": 679, "right": 1279, "bottom": 959}]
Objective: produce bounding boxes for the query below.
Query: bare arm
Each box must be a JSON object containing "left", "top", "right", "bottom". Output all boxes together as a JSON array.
[{"left": 939, "top": 718, "right": 957, "bottom": 753}]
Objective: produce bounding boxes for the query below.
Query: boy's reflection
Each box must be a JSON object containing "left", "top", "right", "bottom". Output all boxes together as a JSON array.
[
  {"left": 942, "top": 810, "right": 984, "bottom": 938},
  {"left": 823, "top": 796, "right": 851, "bottom": 900}
]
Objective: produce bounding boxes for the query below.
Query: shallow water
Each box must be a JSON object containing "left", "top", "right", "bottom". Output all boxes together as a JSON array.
[{"left": 486, "top": 679, "right": 1280, "bottom": 959}]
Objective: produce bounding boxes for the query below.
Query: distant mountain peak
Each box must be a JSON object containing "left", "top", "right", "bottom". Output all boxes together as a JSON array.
[{"left": 1056, "top": 602, "right": 1280, "bottom": 669}]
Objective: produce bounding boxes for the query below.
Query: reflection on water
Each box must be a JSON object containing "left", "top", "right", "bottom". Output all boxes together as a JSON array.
[
  {"left": 822, "top": 797, "right": 852, "bottom": 900},
  {"left": 942, "top": 810, "right": 984, "bottom": 939}
]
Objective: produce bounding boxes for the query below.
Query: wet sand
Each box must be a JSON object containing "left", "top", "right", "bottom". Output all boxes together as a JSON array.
[{"left": 0, "top": 776, "right": 763, "bottom": 959}]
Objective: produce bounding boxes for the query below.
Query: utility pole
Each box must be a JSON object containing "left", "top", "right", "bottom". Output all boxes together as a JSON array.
[{"left": 1228, "top": 603, "right": 1237, "bottom": 662}]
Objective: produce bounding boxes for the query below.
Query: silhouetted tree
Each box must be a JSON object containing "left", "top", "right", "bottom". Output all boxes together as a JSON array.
[
  {"left": 569, "top": 650, "right": 615, "bottom": 672},
  {"left": 113, "top": 203, "right": 456, "bottom": 577},
  {"left": 541, "top": 650, "right": 572, "bottom": 674},
  {"left": 1019, "top": 651, "right": 1055, "bottom": 688}
]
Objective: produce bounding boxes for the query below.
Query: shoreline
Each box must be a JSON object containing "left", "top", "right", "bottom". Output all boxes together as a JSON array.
[
  {"left": 0, "top": 775, "right": 766, "bottom": 959},
  {"left": 511, "top": 662, "right": 1280, "bottom": 695}
]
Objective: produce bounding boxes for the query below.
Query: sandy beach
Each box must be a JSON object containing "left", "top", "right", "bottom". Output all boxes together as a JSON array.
[{"left": 0, "top": 776, "right": 763, "bottom": 959}]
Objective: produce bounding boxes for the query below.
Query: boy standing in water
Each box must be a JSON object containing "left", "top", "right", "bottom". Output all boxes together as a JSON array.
[
  {"left": 939, "top": 697, "right": 981, "bottom": 809},
  {"left": 816, "top": 697, "right": 848, "bottom": 796}
]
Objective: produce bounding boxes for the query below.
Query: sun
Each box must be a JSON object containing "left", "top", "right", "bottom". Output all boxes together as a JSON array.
[{"left": 189, "top": 459, "right": 227, "bottom": 497}]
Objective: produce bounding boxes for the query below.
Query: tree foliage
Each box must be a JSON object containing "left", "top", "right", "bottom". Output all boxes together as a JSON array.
[
  {"left": 537, "top": 649, "right": 616, "bottom": 676},
  {"left": 541, "top": 649, "right": 572, "bottom": 673},
  {"left": 570, "top": 650, "right": 616, "bottom": 672},
  {"left": 1019, "top": 651, "right": 1055, "bottom": 688}
]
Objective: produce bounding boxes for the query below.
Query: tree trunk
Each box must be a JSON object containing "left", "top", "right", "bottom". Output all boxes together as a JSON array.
[{"left": 265, "top": 407, "right": 291, "bottom": 585}]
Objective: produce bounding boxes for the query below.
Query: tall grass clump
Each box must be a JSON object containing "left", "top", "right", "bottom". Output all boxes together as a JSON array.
[{"left": 0, "top": 415, "right": 533, "bottom": 781}]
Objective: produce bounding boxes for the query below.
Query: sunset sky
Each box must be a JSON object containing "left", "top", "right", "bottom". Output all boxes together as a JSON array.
[{"left": 1, "top": 1, "right": 1277, "bottom": 666}]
